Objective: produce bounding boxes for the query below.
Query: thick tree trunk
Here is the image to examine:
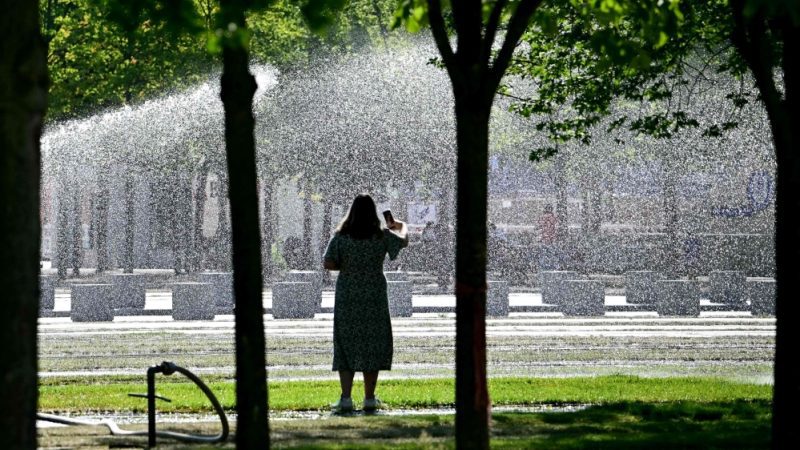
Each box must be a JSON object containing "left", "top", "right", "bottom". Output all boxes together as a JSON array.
[
  {"left": 0, "top": 1, "right": 47, "bottom": 447},
  {"left": 219, "top": 2, "right": 269, "bottom": 446},
  {"left": 261, "top": 176, "right": 275, "bottom": 279},
  {"left": 771, "top": 25, "right": 800, "bottom": 449},
  {"left": 453, "top": 93, "right": 491, "bottom": 450}
]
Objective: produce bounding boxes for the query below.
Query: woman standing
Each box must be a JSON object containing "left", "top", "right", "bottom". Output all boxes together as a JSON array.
[{"left": 323, "top": 194, "right": 408, "bottom": 412}]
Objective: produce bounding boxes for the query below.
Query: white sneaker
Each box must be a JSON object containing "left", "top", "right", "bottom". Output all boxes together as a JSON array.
[
  {"left": 331, "top": 397, "right": 353, "bottom": 413},
  {"left": 362, "top": 397, "right": 382, "bottom": 412}
]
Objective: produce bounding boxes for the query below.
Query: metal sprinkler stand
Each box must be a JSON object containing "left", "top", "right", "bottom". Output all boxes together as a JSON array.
[
  {"left": 128, "top": 361, "right": 229, "bottom": 447},
  {"left": 38, "top": 361, "right": 228, "bottom": 447}
]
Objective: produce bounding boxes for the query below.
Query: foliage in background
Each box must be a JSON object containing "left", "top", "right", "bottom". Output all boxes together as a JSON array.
[
  {"left": 504, "top": 0, "right": 754, "bottom": 161},
  {"left": 42, "top": 0, "right": 399, "bottom": 122}
]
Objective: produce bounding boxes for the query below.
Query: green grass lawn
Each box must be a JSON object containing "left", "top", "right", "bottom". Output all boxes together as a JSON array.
[
  {"left": 39, "top": 375, "right": 771, "bottom": 413},
  {"left": 38, "top": 376, "right": 772, "bottom": 449}
]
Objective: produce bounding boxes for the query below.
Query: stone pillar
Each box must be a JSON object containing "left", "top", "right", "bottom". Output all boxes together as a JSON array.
[
  {"left": 171, "top": 282, "right": 215, "bottom": 320},
  {"left": 70, "top": 283, "right": 114, "bottom": 322},
  {"left": 197, "top": 272, "right": 234, "bottom": 310},
  {"left": 625, "top": 270, "right": 665, "bottom": 304},
  {"left": 272, "top": 281, "right": 316, "bottom": 319},
  {"left": 539, "top": 270, "right": 579, "bottom": 307},
  {"left": 39, "top": 274, "right": 57, "bottom": 312},
  {"left": 656, "top": 280, "right": 700, "bottom": 316},
  {"left": 747, "top": 278, "right": 775, "bottom": 316},
  {"left": 109, "top": 273, "right": 147, "bottom": 309},
  {"left": 285, "top": 270, "right": 323, "bottom": 312},
  {"left": 709, "top": 270, "right": 747, "bottom": 309},
  {"left": 487, "top": 280, "right": 509, "bottom": 317},
  {"left": 387, "top": 280, "right": 413, "bottom": 317},
  {"left": 561, "top": 280, "right": 605, "bottom": 316},
  {"left": 384, "top": 271, "right": 409, "bottom": 282}
]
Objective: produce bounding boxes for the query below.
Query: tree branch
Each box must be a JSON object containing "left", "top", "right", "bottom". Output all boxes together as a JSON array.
[
  {"left": 428, "top": 0, "right": 456, "bottom": 74},
  {"left": 482, "top": 0, "right": 508, "bottom": 67},
  {"left": 489, "top": 0, "right": 543, "bottom": 94}
]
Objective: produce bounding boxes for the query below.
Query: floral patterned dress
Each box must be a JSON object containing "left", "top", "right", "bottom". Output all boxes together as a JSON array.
[{"left": 324, "top": 229, "right": 405, "bottom": 372}]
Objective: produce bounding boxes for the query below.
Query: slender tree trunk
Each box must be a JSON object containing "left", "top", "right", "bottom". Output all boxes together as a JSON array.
[
  {"left": 302, "top": 180, "right": 314, "bottom": 268},
  {"left": 56, "top": 186, "right": 70, "bottom": 279},
  {"left": 662, "top": 165, "right": 680, "bottom": 277},
  {"left": 0, "top": 1, "right": 47, "bottom": 446},
  {"left": 96, "top": 171, "right": 110, "bottom": 272},
  {"left": 70, "top": 185, "right": 82, "bottom": 276},
  {"left": 320, "top": 197, "right": 333, "bottom": 283},
  {"left": 262, "top": 176, "right": 274, "bottom": 279},
  {"left": 193, "top": 167, "right": 208, "bottom": 272},
  {"left": 453, "top": 93, "right": 491, "bottom": 450},
  {"left": 123, "top": 175, "right": 135, "bottom": 273},
  {"left": 554, "top": 154, "right": 568, "bottom": 241},
  {"left": 219, "top": 2, "right": 269, "bottom": 446},
  {"left": 217, "top": 175, "right": 232, "bottom": 270}
]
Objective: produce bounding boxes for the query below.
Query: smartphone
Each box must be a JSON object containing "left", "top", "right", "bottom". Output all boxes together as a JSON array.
[{"left": 382, "top": 209, "right": 395, "bottom": 225}]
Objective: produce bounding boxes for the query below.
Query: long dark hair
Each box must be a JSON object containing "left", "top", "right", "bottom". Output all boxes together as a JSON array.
[{"left": 337, "top": 194, "right": 383, "bottom": 240}]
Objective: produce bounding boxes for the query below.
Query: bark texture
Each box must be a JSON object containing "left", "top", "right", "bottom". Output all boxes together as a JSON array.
[
  {"left": 0, "top": 1, "right": 47, "bottom": 447},
  {"left": 219, "top": 1, "right": 269, "bottom": 447}
]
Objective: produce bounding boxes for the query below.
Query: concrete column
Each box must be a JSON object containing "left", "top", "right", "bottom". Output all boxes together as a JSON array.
[
  {"left": 197, "top": 272, "right": 234, "bottom": 310},
  {"left": 709, "top": 270, "right": 747, "bottom": 309},
  {"left": 70, "top": 283, "right": 114, "bottom": 322},
  {"left": 285, "top": 270, "right": 323, "bottom": 312},
  {"left": 656, "top": 280, "right": 700, "bottom": 316},
  {"left": 747, "top": 278, "right": 775, "bottom": 316},
  {"left": 387, "top": 280, "right": 413, "bottom": 317},
  {"left": 109, "top": 273, "right": 147, "bottom": 309},
  {"left": 540, "top": 270, "right": 579, "bottom": 307},
  {"left": 487, "top": 280, "right": 509, "bottom": 317},
  {"left": 39, "top": 274, "right": 57, "bottom": 312},
  {"left": 562, "top": 280, "right": 605, "bottom": 316},
  {"left": 625, "top": 270, "right": 665, "bottom": 305},
  {"left": 172, "top": 282, "right": 215, "bottom": 320},
  {"left": 272, "top": 281, "right": 316, "bottom": 319}
]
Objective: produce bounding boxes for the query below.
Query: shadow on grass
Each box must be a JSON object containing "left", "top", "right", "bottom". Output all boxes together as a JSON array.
[
  {"left": 275, "top": 400, "right": 771, "bottom": 450},
  {"left": 37, "top": 400, "right": 771, "bottom": 449}
]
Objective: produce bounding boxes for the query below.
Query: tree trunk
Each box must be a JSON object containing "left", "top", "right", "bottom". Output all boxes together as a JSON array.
[
  {"left": 261, "top": 176, "right": 275, "bottom": 279},
  {"left": 192, "top": 166, "right": 208, "bottom": 272},
  {"left": 96, "top": 171, "right": 110, "bottom": 272},
  {"left": 219, "top": 2, "right": 269, "bottom": 446},
  {"left": 56, "top": 186, "right": 70, "bottom": 279},
  {"left": 662, "top": 165, "right": 680, "bottom": 277},
  {"left": 217, "top": 175, "right": 232, "bottom": 270},
  {"left": 123, "top": 175, "right": 135, "bottom": 273},
  {"left": 453, "top": 93, "right": 491, "bottom": 450},
  {"left": 770, "top": 25, "right": 800, "bottom": 449},
  {"left": 0, "top": 0, "right": 47, "bottom": 447},
  {"left": 70, "top": 185, "right": 82, "bottom": 276},
  {"left": 302, "top": 180, "right": 314, "bottom": 268},
  {"left": 554, "top": 154, "right": 568, "bottom": 241}
]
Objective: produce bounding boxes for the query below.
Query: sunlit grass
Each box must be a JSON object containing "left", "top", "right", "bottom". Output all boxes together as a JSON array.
[{"left": 39, "top": 375, "right": 771, "bottom": 413}]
